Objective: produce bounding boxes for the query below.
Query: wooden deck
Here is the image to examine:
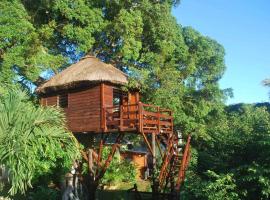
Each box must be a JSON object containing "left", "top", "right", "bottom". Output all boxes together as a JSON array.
[{"left": 102, "top": 102, "right": 173, "bottom": 135}]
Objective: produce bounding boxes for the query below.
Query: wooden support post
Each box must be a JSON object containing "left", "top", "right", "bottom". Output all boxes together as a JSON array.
[
  {"left": 96, "top": 133, "right": 124, "bottom": 181},
  {"left": 138, "top": 102, "right": 143, "bottom": 133},
  {"left": 97, "top": 134, "right": 104, "bottom": 165},
  {"left": 152, "top": 132, "right": 156, "bottom": 167},
  {"left": 156, "top": 136, "right": 163, "bottom": 158},
  {"left": 141, "top": 132, "right": 154, "bottom": 156},
  {"left": 88, "top": 149, "right": 94, "bottom": 175}
]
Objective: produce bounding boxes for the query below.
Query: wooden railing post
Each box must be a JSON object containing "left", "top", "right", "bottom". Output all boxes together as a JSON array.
[
  {"left": 157, "top": 106, "right": 160, "bottom": 133},
  {"left": 152, "top": 132, "right": 156, "bottom": 167}
]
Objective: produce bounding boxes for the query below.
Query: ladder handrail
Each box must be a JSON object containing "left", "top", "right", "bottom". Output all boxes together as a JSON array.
[{"left": 175, "top": 134, "right": 191, "bottom": 191}]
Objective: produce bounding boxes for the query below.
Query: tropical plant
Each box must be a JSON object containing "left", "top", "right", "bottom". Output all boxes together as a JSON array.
[
  {"left": 0, "top": 89, "right": 79, "bottom": 195},
  {"left": 101, "top": 147, "right": 136, "bottom": 186}
]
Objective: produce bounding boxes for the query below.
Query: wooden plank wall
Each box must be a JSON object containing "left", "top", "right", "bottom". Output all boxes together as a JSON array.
[
  {"left": 40, "top": 96, "right": 58, "bottom": 106},
  {"left": 103, "top": 84, "right": 113, "bottom": 108},
  {"left": 39, "top": 83, "right": 126, "bottom": 133},
  {"left": 40, "top": 98, "right": 46, "bottom": 106},
  {"left": 67, "top": 85, "right": 101, "bottom": 132},
  {"left": 40, "top": 85, "right": 104, "bottom": 133}
]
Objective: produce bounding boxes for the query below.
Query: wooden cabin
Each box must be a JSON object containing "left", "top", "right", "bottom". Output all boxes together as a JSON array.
[{"left": 36, "top": 55, "right": 173, "bottom": 135}]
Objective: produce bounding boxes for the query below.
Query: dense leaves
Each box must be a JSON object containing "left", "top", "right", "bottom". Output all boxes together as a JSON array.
[
  {"left": 0, "top": 89, "right": 79, "bottom": 195},
  {"left": 101, "top": 147, "right": 136, "bottom": 186},
  {"left": 184, "top": 104, "right": 270, "bottom": 200},
  {"left": 0, "top": 0, "right": 227, "bottom": 141},
  {"left": 0, "top": 0, "right": 66, "bottom": 89}
]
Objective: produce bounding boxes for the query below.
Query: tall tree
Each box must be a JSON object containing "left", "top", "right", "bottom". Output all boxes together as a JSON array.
[{"left": 0, "top": 0, "right": 228, "bottom": 140}]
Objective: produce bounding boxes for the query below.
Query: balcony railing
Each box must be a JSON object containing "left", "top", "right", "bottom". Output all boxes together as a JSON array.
[{"left": 102, "top": 102, "right": 173, "bottom": 134}]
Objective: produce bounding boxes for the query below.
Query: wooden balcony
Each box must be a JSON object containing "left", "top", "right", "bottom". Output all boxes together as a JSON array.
[{"left": 102, "top": 102, "right": 173, "bottom": 135}]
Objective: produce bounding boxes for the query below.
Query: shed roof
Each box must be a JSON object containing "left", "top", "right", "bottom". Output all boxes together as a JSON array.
[{"left": 36, "top": 55, "right": 128, "bottom": 94}]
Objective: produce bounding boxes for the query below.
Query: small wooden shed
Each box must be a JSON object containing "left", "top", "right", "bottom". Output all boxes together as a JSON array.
[
  {"left": 120, "top": 150, "right": 148, "bottom": 179},
  {"left": 36, "top": 55, "right": 139, "bottom": 133}
]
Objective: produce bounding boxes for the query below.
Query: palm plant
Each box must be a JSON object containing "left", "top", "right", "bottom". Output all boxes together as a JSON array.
[{"left": 0, "top": 89, "right": 79, "bottom": 195}]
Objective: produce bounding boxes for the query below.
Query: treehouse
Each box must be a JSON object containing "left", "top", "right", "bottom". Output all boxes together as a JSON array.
[
  {"left": 36, "top": 55, "right": 191, "bottom": 195},
  {"left": 36, "top": 55, "right": 173, "bottom": 136}
]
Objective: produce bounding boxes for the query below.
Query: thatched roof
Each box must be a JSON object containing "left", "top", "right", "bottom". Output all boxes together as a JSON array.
[{"left": 36, "top": 55, "right": 128, "bottom": 94}]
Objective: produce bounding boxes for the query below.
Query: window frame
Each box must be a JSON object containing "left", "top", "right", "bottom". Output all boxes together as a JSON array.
[{"left": 58, "top": 93, "right": 68, "bottom": 108}]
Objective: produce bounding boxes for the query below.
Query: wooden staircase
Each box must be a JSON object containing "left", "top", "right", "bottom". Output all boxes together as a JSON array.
[
  {"left": 158, "top": 134, "right": 191, "bottom": 193},
  {"left": 101, "top": 102, "right": 191, "bottom": 194}
]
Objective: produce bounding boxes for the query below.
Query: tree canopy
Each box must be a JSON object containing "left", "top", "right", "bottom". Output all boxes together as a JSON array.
[{"left": 1, "top": 0, "right": 227, "bottom": 141}]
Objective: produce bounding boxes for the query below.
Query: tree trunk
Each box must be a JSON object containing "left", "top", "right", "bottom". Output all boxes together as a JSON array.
[{"left": 83, "top": 174, "right": 98, "bottom": 200}]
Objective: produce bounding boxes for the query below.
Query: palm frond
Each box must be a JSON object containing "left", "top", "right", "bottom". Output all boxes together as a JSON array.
[{"left": 0, "top": 89, "right": 79, "bottom": 195}]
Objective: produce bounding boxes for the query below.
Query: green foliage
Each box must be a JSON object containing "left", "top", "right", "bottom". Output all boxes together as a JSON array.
[
  {"left": 0, "top": 89, "right": 79, "bottom": 195},
  {"left": 185, "top": 105, "right": 270, "bottom": 200},
  {"left": 3, "top": 1, "right": 269, "bottom": 199},
  {"left": 203, "top": 171, "right": 240, "bottom": 200},
  {"left": 101, "top": 147, "right": 136, "bottom": 186},
  {"left": 0, "top": 0, "right": 228, "bottom": 142},
  {"left": 28, "top": 186, "right": 60, "bottom": 200},
  {"left": 0, "top": 0, "right": 66, "bottom": 87}
]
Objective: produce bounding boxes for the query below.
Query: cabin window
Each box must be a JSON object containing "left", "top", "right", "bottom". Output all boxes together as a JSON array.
[
  {"left": 58, "top": 94, "right": 68, "bottom": 108},
  {"left": 113, "top": 89, "right": 128, "bottom": 106},
  {"left": 113, "top": 89, "right": 121, "bottom": 106}
]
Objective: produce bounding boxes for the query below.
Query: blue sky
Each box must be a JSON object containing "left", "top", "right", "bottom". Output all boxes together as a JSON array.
[{"left": 173, "top": 0, "right": 270, "bottom": 104}]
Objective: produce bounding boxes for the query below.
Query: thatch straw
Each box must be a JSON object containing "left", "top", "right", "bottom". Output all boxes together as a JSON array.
[{"left": 36, "top": 55, "right": 128, "bottom": 94}]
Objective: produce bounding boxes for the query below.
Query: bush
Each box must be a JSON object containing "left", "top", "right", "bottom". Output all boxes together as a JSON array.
[
  {"left": 28, "top": 186, "right": 60, "bottom": 200},
  {"left": 101, "top": 147, "right": 136, "bottom": 186}
]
